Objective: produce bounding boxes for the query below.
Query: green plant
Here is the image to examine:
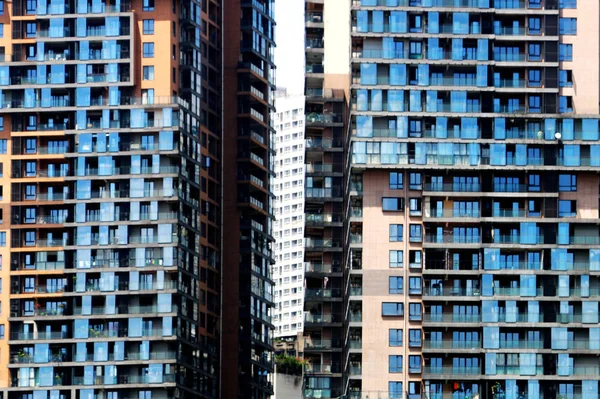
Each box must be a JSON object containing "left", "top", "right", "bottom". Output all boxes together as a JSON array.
[{"left": 274, "top": 354, "right": 306, "bottom": 376}]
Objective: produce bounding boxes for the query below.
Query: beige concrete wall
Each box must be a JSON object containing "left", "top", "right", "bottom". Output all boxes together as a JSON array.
[
  {"left": 560, "top": 0, "right": 600, "bottom": 114},
  {"left": 323, "top": 0, "right": 351, "bottom": 98},
  {"left": 559, "top": 174, "right": 598, "bottom": 218},
  {"left": 361, "top": 170, "right": 422, "bottom": 392}
]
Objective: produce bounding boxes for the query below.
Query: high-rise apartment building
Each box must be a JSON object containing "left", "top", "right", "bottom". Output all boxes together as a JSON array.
[
  {"left": 272, "top": 93, "right": 306, "bottom": 338},
  {"left": 222, "top": 0, "right": 276, "bottom": 397},
  {"left": 0, "top": 0, "right": 275, "bottom": 398},
  {"left": 305, "top": 0, "right": 600, "bottom": 398},
  {"left": 302, "top": 0, "right": 350, "bottom": 397}
]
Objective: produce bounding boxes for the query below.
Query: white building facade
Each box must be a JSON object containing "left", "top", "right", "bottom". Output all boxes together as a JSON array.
[{"left": 272, "top": 94, "right": 306, "bottom": 338}]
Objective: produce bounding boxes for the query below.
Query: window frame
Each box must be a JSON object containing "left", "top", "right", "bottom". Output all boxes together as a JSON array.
[
  {"left": 409, "top": 303, "right": 422, "bottom": 321},
  {"left": 389, "top": 329, "right": 403, "bottom": 347},
  {"left": 383, "top": 197, "right": 404, "bottom": 212},
  {"left": 143, "top": 42, "right": 155, "bottom": 58},
  {"left": 142, "top": 19, "right": 155, "bottom": 35},
  {"left": 409, "top": 224, "right": 422, "bottom": 242},
  {"left": 142, "top": 0, "right": 155, "bottom": 11},
  {"left": 389, "top": 172, "right": 403, "bottom": 190},
  {"left": 389, "top": 250, "right": 403, "bottom": 268},
  {"left": 382, "top": 302, "right": 404, "bottom": 317},
  {"left": 389, "top": 276, "right": 403, "bottom": 294},
  {"left": 409, "top": 329, "right": 422, "bottom": 347},
  {"left": 389, "top": 355, "right": 403, "bottom": 373},
  {"left": 389, "top": 224, "right": 403, "bottom": 242}
]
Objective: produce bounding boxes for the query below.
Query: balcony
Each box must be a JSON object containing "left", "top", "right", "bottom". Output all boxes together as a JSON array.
[
  {"left": 305, "top": 288, "right": 342, "bottom": 300},
  {"left": 348, "top": 339, "right": 362, "bottom": 349},
  {"left": 304, "top": 313, "right": 337, "bottom": 324},
  {"left": 306, "top": 137, "right": 342, "bottom": 150},
  {"left": 423, "top": 340, "right": 481, "bottom": 350},
  {"left": 423, "top": 314, "right": 481, "bottom": 323},
  {"left": 426, "top": 209, "right": 480, "bottom": 219},
  {"left": 305, "top": 262, "right": 341, "bottom": 273},
  {"left": 423, "top": 287, "right": 480, "bottom": 297},
  {"left": 306, "top": 112, "right": 342, "bottom": 125},
  {"left": 348, "top": 312, "right": 362, "bottom": 323},
  {"left": 305, "top": 12, "right": 323, "bottom": 24},
  {"left": 306, "top": 39, "right": 324, "bottom": 49},
  {"left": 423, "top": 366, "right": 481, "bottom": 376},
  {"left": 304, "top": 339, "right": 342, "bottom": 350},
  {"left": 306, "top": 187, "right": 343, "bottom": 198},
  {"left": 349, "top": 234, "right": 363, "bottom": 245},
  {"left": 306, "top": 163, "right": 334, "bottom": 173},
  {"left": 305, "top": 238, "right": 343, "bottom": 249},
  {"left": 304, "top": 362, "right": 341, "bottom": 374}
]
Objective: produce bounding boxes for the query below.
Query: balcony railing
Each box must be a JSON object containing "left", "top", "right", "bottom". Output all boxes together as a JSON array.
[
  {"left": 423, "top": 340, "right": 481, "bottom": 349},
  {"left": 423, "top": 366, "right": 481, "bottom": 376}
]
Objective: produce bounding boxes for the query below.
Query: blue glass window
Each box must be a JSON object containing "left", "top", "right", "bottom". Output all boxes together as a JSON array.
[
  {"left": 389, "top": 250, "right": 403, "bottom": 268},
  {"left": 528, "top": 95, "right": 541, "bottom": 113},
  {"left": 389, "top": 329, "right": 403, "bottom": 346},
  {"left": 389, "top": 382, "right": 403, "bottom": 399},
  {"left": 389, "top": 172, "right": 402, "bottom": 189},
  {"left": 360, "top": 63, "right": 377, "bottom": 85},
  {"left": 390, "top": 277, "right": 403, "bottom": 294},
  {"left": 559, "top": 174, "right": 576, "bottom": 191},
  {"left": 409, "top": 303, "right": 422, "bottom": 321},
  {"left": 559, "top": 0, "right": 576, "bottom": 8},
  {"left": 143, "top": 0, "right": 154, "bottom": 11},
  {"left": 143, "top": 42, "right": 154, "bottom": 58},
  {"left": 389, "top": 355, "right": 403, "bottom": 373},
  {"left": 382, "top": 302, "right": 404, "bottom": 316},
  {"left": 409, "top": 329, "right": 421, "bottom": 347},
  {"left": 409, "top": 224, "right": 422, "bottom": 242},
  {"left": 453, "top": 12, "right": 469, "bottom": 34},
  {"left": 559, "top": 96, "right": 572, "bottom": 113},
  {"left": 559, "top": 18, "right": 577, "bottom": 34},
  {"left": 143, "top": 19, "right": 154, "bottom": 35},
  {"left": 559, "top": 70, "right": 572, "bottom": 87},
  {"left": 559, "top": 44, "right": 573, "bottom": 61},
  {"left": 389, "top": 224, "right": 403, "bottom": 241},
  {"left": 410, "top": 173, "right": 422, "bottom": 189},
  {"left": 528, "top": 17, "right": 541, "bottom": 34},
  {"left": 528, "top": 69, "right": 541, "bottom": 87},
  {"left": 582, "top": 119, "right": 599, "bottom": 140},
  {"left": 528, "top": 43, "right": 541, "bottom": 61},
  {"left": 383, "top": 198, "right": 404, "bottom": 212}
]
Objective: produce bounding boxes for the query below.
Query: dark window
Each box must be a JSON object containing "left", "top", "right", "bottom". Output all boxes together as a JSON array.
[{"left": 409, "top": 250, "right": 422, "bottom": 268}]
